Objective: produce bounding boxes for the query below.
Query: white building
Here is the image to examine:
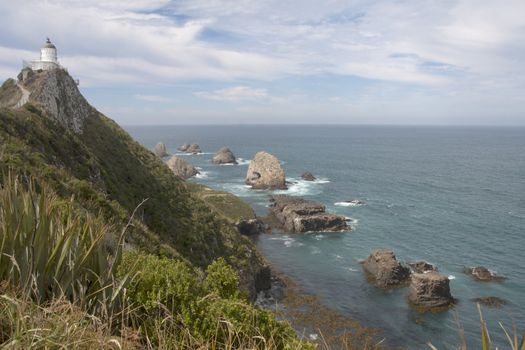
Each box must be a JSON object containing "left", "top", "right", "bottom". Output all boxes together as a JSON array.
[{"left": 27, "top": 38, "right": 61, "bottom": 71}]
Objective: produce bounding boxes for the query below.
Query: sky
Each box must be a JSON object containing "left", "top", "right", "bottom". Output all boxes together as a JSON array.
[{"left": 1, "top": 0, "right": 524, "bottom": 125}]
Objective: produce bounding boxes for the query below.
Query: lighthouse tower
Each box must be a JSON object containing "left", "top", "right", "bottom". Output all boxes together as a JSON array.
[{"left": 29, "top": 38, "right": 60, "bottom": 71}]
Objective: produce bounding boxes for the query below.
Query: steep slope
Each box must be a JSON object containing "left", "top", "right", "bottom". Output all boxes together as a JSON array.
[{"left": 0, "top": 68, "right": 268, "bottom": 298}]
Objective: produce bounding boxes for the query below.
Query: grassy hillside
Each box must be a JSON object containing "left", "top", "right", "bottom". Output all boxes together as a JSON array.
[{"left": 0, "top": 101, "right": 266, "bottom": 297}]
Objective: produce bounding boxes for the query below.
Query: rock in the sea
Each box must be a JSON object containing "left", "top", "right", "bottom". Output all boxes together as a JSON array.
[
  {"left": 245, "top": 151, "right": 286, "bottom": 189},
  {"left": 301, "top": 171, "right": 316, "bottom": 181},
  {"left": 464, "top": 266, "right": 506, "bottom": 282},
  {"left": 254, "top": 266, "right": 272, "bottom": 291},
  {"left": 409, "top": 261, "right": 438, "bottom": 274},
  {"left": 212, "top": 147, "right": 237, "bottom": 164},
  {"left": 236, "top": 218, "right": 267, "bottom": 235},
  {"left": 362, "top": 249, "right": 410, "bottom": 287},
  {"left": 472, "top": 296, "right": 507, "bottom": 308},
  {"left": 178, "top": 143, "right": 190, "bottom": 152},
  {"left": 166, "top": 155, "right": 199, "bottom": 179},
  {"left": 408, "top": 272, "right": 454, "bottom": 309},
  {"left": 186, "top": 143, "right": 202, "bottom": 154},
  {"left": 154, "top": 142, "right": 168, "bottom": 157},
  {"left": 269, "top": 195, "right": 348, "bottom": 232}
]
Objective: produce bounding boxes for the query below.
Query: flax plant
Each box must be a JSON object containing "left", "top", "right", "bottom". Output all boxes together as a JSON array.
[{"left": 0, "top": 173, "right": 128, "bottom": 317}]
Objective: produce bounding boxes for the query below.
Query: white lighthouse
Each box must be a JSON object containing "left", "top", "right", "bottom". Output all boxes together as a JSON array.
[{"left": 28, "top": 38, "right": 60, "bottom": 71}]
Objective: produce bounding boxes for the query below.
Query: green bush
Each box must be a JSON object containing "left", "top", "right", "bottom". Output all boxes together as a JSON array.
[
  {"left": 118, "top": 251, "right": 310, "bottom": 349},
  {"left": 204, "top": 257, "right": 240, "bottom": 300}
]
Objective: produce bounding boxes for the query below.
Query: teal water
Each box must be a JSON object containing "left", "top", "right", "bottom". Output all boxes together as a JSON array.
[{"left": 127, "top": 125, "right": 525, "bottom": 349}]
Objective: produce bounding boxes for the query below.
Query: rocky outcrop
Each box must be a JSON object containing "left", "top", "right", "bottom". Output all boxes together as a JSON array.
[
  {"left": 245, "top": 151, "right": 286, "bottom": 189},
  {"left": 408, "top": 272, "right": 454, "bottom": 309},
  {"left": 1, "top": 69, "right": 95, "bottom": 133},
  {"left": 464, "top": 266, "right": 506, "bottom": 282},
  {"left": 254, "top": 266, "right": 272, "bottom": 292},
  {"left": 178, "top": 143, "right": 190, "bottom": 152},
  {"left": 409, "top": 261, "right": 438, "bottom": 274},
  {"left": 236, "top": 218, "right": 267, "bottom": 235},
  {"left": 212, "top": 147, "right": 237, "bottom": 164},
  {"left": 269, "top": 195, "right": 348, "bottom": 232},
  {"left": 472, "top": 296, "right": 507, "bottom": 308},
  {"left": 362, "top": 249, "right": 410, "bottom": 287},
  {"left": 166, "top": 155, "right": 199, "bottom": 179},
  {"left": 186, "top": 144, "right": 201, "bottom": 154},
  {"left": 301, "top": 171, "right": 316, "bottom": 181},
  {"left": 154, "top": 142, "right": 168, "bottom": 157}
]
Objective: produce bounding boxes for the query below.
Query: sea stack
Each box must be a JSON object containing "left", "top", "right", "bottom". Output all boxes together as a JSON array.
[
  {"left": 362, "top": 249, "right": 411, "bottom": 287},
  {"left": 186, "top": 143, "right": 202, "bottom": 154},
  {"left": 154, "top": 142, "right": 168, "bottom": 157},
  {"left": 166, "top": 155, "right": 199, "bottom": 179},
  {"left": 301, "top": 171, "right": 316, "bottom": 181},
  {"left": 212, "top": 147, "right": 237, "bottom": 164},
  {"left": 408, "top": 272, "right": 454, "bottom": 309},
  {"left": 245, "top": 151, "right": 286, "bottom": 189}
]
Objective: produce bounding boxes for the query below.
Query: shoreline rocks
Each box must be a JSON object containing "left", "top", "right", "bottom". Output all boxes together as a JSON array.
[
  {"left": 245, "top": 151, "right": 286, "bottom": 189},
  {"left": 236, "top": 218, "right": 268, "bottom": 235},
  {"left": 166, "top": 155, "right": 199, "bottom": 179},
  {"left": 269, "top": 195, "right": 348, "bottom": 233},
  {"left": 472, "top": 296, "right": 507, "bottom": 308},
  {"left": 212, "top": 147, "right": 237, "bottom": 164},
  {"left": 154, "top": 142, "right": 168, "bottom": 158},
  {"left": 464, "top": 266, "right": 506, "bottom": 282},
  {"left": 408, "top": 272, "right": 455, "bottom": 309},
  {"left": 362, "top": 249, "right": 410, "bottom": 287},
  {"left": 301, "top": 171, "right": 316, "bottom": 181}
]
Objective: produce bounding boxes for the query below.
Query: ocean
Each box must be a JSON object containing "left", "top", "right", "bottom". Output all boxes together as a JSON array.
[{"left": 126, "top": 124, "right": 525, "bottom": 349}]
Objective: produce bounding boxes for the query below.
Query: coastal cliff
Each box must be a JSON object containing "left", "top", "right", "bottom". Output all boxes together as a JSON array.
[{"left": 0, "top": 68, "right": 269, "bottom": 299}]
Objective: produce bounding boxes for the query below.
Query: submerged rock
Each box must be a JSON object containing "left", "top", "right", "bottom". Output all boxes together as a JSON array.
[
  {"left": 269, "top": 195, "right": 348, "bottom": 232},
  {"left": 362, "top": 249, "right": 410, "bottom": 287},
  {"left": 472, "top": 296, "right": 507, "bottom": 308},
  {"left": 409, "top": 261, "right": 438, "bottom": 274},
  {"left": 236, "top": 218, "right": 267, "bottom": 235},
  {"left": 408, "top": 272, "right": 454, "bottom": 310},
  {"left": 212, "top": 147, "right": 237, "bottom": 164},
  {"left": 154, "top": 142, "right": 168, "bottom": 158},
  {"left": 166, "top": 155, "right": 199, "bottom": 179},
  {"left": 245, "top": 151, "right": 286, "bottom": 189},
  {"left": 464, "top": 266, "right": 506, "bottom": 282},
  {"left": 301, "top": 171, "right": 316, "bottom": 181}
]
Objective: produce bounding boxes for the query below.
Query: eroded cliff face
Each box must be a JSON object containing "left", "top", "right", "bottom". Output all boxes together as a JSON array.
[{"left": 20, "top": 69, "right": 95, "bottom": 133}]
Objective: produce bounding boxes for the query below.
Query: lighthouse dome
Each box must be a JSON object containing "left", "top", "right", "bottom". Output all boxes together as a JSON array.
[
  {"left": 40, "top": 38, "right": 58, "bottom": 63},
  {"left": 43, "top": 38, "right": 56, "bottom": 49}
]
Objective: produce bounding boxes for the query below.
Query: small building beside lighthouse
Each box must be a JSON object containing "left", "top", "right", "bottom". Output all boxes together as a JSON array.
[{"left": 28, "top": 38, "right": 61, "bottom": 71}]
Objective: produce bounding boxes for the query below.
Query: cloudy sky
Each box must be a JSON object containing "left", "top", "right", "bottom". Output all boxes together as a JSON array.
[{"left": 1, "top": 0, "right": 524, "bottom": 125}]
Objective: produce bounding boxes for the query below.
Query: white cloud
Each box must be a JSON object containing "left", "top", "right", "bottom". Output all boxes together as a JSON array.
[{"left": 194, "top": 86, "right": 268, "bottom": 102}]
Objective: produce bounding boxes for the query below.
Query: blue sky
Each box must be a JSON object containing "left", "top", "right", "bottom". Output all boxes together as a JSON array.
[{"left": 1, "top": 0, "right": 524, "bottom": 125}]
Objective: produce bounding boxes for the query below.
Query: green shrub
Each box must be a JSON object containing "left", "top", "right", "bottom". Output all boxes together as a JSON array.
[
  {"left": 204, "top": 257, "right": 240, "bottom": 300},
  {"left": 118, "top": 251, "right": 311, "bottom": 349}
]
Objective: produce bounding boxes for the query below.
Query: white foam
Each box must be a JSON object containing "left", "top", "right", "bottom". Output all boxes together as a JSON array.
[
  {"left": 236, "top": 158, "right": 251, "bottom": 166},
  {"left": 335, "top": 200, "right": 365, "bottom": 207},
  {"left": 347, "top": 267, "right": 358, "bottom": 272},
  {"left": 448, "top": 275, "right": 456, "bottom": 280},
  {"left": 195, "top": 171, "right": 210, "bottom": 179},
  {"left": 314, "top": 234, "right": 325, "bottom": 240},
  {"left": 273, "top": 177, "right": 329, "bottom": 196},
  {"left": 269, "top": 235, "right": 304, "bottom": 247}
]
